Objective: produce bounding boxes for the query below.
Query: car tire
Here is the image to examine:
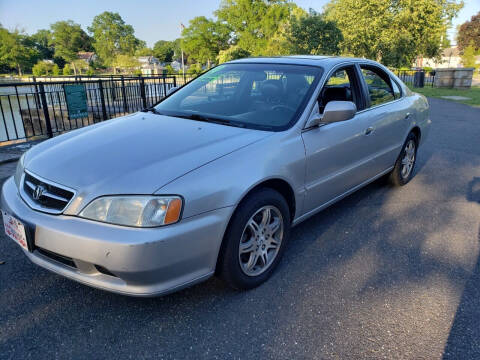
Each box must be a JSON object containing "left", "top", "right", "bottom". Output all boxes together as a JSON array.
[
  {"left": 388, "top": 132, "right": 418, "bottom": 186},
  {"left": 218, "top": 188, "right": 291, "bottom": 290}
]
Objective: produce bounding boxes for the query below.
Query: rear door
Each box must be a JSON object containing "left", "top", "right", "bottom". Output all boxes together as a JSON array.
[{"left": 357, "top": 64, "right": 411, "bottom": 174}]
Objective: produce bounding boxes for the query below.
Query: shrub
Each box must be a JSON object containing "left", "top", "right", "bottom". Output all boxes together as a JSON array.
[
  {"left": 62, "top": 64, "right": 73, "bottom": 75},
  {"left": 52, "top": 64, "right": 60, "bottom": 76}
]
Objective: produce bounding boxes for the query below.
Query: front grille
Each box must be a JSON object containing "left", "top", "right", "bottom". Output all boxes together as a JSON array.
[{"left": 22, "top": 171, "right": 75, "bottom": 213}]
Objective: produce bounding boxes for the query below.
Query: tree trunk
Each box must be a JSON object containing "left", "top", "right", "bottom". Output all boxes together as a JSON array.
[
  {"left": 17, "top": 64, "right": 22, "bottom": 76},
  {"left": 72, "top": 62, "right": 77, "bottom": 76}
]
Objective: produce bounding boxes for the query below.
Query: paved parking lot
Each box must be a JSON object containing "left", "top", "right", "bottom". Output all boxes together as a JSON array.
[{"left": 0, "top": 98, "right": 479, "bottom": 359}]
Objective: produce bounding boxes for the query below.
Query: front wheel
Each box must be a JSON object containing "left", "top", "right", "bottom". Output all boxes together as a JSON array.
[
  {"left": 217, "top": 188, "right": 291, "bottom": 290},
  {"left": 388, "top": 132, "right": 418, "bottom": 186}
]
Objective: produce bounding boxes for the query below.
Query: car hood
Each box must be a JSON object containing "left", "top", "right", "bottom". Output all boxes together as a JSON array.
[{"left": 24, "top": 112, "right": 270, "bottom": 196}]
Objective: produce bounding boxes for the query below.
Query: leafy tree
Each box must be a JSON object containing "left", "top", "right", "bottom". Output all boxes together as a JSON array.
[
  {"left": 288, "top": 10, "right": 342, "bottom": 55},
  {"left": 28, "top": 29, "right": 54, "bottom": 59},
  {"left": 457, "top": 12, "right": 480, "bottom": 51},
  {"left": 325, "top": 0, "right": 463, "bottom": 67},
  {"left": 181, "top": 17, "right": 230, "bottom": 67},
  {"left": 111, "top": 54, "right": 140, "bottom": 73},
  {"left": 165, "top": 64, "right": 175, "bottom": 74},
  {"left": 32, "top": 61, "right": 52, "bottom": 76},
  {"left": 217, "top": 45, "right": 251, "bottom": 63},
  {"left": 50, "top": 20, "right": 92, "bottom": 75},
  {"left": 62, "top": 63, "right": 73, "bottom": 75},
  {"left": 187, "top": 63, "right": 202, "bottom": 75},
  {"left": 153, "top": 40, "right": 175, "bottom": 62},
  {"left": 52, "top": 63, "right": 60, "bottom": 75},
  {"left": 215, "top": 0, "right": 294, "bottom": 56},
  {"left": 0, "top": 27, "right": 39, "bottom": 75},
  {"left": 461, "top": 43, "right": 479, "bottom": 68},
  {"left": 88, "top": 12, "right": 142, "bottom": 67},
  {"left": 135, "top": 47, "right": 154, "bottom": 56}
]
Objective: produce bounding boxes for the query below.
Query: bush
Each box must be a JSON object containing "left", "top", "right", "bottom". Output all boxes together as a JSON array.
[
  {"left": 52, "top": 64, "right": 60, "bottom": 76},
  {"left": 32, "top": 61, "right": 55, "bottom": 76},
  {"left": 63, "top": 64, "right": 73, "bottom": 75}
]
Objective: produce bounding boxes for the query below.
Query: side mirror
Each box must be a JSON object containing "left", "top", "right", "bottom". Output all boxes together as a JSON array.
[
  {"left": 166, "top": 86, "right": 179, "bottom": 96},
  {"left": 305, "top": 101, "right": 357, "bottom": 128},
  {"left": 322, "top": 101, "right": 357, "bottom": 124}
]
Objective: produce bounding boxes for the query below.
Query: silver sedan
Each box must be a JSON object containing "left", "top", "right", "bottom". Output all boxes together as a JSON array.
[{"left": 1, "top": 56, "right": 430, "bottom": 296}]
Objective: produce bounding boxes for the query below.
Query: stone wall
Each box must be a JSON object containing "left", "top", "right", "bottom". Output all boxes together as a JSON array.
[{"left": 434, "top": 68, "right": 475, "bottom": 89}]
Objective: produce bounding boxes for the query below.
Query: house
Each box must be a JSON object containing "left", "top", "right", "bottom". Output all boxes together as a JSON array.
[
  {"left": 171, "top": 60, "right": 185, "bottom": 72},
  {"left": 137, "top": 56, "right": 164, "bottom": 75},
  {"left": 415, "top": 46, "right": 480, "bottom": 69},
  {"left": 77, "top": 52, "right": 97, "bottom": 65}
]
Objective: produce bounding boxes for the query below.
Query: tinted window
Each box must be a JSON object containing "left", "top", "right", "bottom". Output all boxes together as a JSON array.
[
  {"left": 360, "top": 67, "right": 395, "bottom": 106},
  {"left": 155, "top": 63, "right": 322, "bottom": 131}
]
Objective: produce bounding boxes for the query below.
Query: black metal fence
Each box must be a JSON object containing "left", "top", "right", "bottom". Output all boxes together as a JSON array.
[
  {"left": 0, "top": 75, "right": 190, "bottom": 144},
  {"left": 394, "top": 69, "right": 436, "bottom": 88}
]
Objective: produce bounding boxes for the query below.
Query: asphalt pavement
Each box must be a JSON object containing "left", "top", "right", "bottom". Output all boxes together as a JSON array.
[{"left": 0, "top": 98, "right": 479, "bottom": 359}]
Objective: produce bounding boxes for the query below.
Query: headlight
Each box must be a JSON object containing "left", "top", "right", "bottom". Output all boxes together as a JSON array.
[
  {"left": 14, "top": 153, "right": 25, "bottom": 189},
  {"left": 79, "top": 196, "right": 183, "bottom": 227}
]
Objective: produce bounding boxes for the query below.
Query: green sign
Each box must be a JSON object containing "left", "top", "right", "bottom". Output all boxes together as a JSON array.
[{"left": 64, "top": 84, "right": 88, "bottom": 119}]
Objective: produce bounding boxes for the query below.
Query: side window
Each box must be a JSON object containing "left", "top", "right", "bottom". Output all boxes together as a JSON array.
[
  {"left": 360, "top": 66, "right": 395, "bottom": 107},
  {"left": 319, "top": 67, "right": 356, "bottom": 113},
  {"left": 391, "top": 78, "right": 402, "bottom": 99},
  {"left": 326, "top": 69, "right": 350, "bottom": 86}
]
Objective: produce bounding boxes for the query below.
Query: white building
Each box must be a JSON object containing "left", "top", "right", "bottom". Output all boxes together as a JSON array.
[
  {"left": 137, "top": 56, "right": 164, "bottom": 75},
  {"left": 415, "top": 47, "right": 480, "bottom": 69}
]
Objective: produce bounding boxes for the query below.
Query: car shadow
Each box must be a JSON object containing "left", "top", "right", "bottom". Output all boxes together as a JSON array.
[{"left": 443, "top": 177, "right": 480, "bottom": 359}]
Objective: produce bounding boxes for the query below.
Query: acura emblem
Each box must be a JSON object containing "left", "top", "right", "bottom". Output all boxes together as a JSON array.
[{"left": 33, "top": 185, "right": 45, "bottom": 200}]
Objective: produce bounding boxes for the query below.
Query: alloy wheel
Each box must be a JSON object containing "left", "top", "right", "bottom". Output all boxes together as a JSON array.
[{"left": 238, "top": 205, "right": 284, "bottom": 277}]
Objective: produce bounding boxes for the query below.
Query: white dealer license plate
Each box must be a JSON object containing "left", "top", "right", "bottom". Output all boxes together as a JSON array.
[{"left": 2, "top": 210, "right": 28, "bottom": 251}]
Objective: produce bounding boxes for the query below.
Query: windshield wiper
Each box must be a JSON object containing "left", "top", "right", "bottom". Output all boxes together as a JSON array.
[
  {"left": 141, "top": 107, "right": 163, "bottom": 115},
  {"left": 174, "top": 113, "right": 245, "bottom": 128}
]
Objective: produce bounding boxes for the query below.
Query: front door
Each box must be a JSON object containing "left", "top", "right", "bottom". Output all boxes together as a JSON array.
[{"left": 301, "top": 65, "right": 379, "bottom": 214}]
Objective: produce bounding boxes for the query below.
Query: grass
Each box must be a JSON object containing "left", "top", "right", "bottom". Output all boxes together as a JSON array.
[{"left": 408, "top": 85, "right": 480, "bottom": 107}]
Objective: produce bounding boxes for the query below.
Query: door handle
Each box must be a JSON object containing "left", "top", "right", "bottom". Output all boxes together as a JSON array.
[{"left": 364, "top": 127, "right": 374, "bottom": 135}]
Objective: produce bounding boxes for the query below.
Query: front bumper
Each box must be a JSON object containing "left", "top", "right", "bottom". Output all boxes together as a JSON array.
[{"left": 1, "top": 177, "right": 232, "bottom": 296}]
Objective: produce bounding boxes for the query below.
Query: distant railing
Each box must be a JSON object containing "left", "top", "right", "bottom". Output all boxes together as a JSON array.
[
  {"left": 0, "top": 75, "right": 196, "bottom": 145},
  {"left": 393, "top": 69, "right": 436, "bottom": 88}
]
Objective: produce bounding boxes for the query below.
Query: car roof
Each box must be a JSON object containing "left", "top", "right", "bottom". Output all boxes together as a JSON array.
[{"left": 227, "top": 55, "right": 379, "bottom": 69}]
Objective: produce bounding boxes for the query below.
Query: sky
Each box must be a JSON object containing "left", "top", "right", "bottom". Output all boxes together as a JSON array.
[{"left": 0, "top": 0, "right": 479, "bottom": 47}]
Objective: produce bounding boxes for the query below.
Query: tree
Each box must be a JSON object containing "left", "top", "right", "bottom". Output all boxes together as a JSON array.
[
  {"left": 88, "top": 12, "right": 142, "bottom": 67},
  {"left": 0, "top": 27, "right": 39, "bottom": 75},
  {"left": 187, "top": 63, "right": 202, "bottom": 75},
  {"left": 111, "top": 54, "right": 140, "bottom": 73},
  {"left": 32, "top": 61, "right": 59, "bottom": 76},
  {"left": 325, "top": 0, "right": 463, "bottom": 67},
  {"left": 461, "top": 43, "right": 479, "bottom": 68},
  {"left": 62, "top": 63, "right": 73, "bottom": 75},
  {"left": 181, "top": 17, "right": 230, "bottom": 67},
  {"left": 28, "top": 29, "right": 54, "bottom": 59},
  {"left": 153, "top": 40, "right": 175, "bottom": 62},
  {"left": 135, "top": 47, "right": 153, "bottom": 56},
  {"left": 50, "top": 20, "right": 92, "bottom": 75},
  {"left": 217, "top": 45, "right": 251, "bottom": 63},
  {"left": 457, "top": 12, "right": 480, "bottom": 52},
  {"left": 288, "top": 10, "right": 342, "bottom": 55},
  {"left": 52, "top": 64, "right": 60, "bottom": 75},
  {"left": 215, "top": 0, "right": 294, "bottom": 56},
  {"left": 165, "top": 64, "right": 175, "bottom": 74}
]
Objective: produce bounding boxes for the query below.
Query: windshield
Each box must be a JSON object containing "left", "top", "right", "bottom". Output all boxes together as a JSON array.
[{"left": 154, "top": 63, "right": 323, "bottom": 131}]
